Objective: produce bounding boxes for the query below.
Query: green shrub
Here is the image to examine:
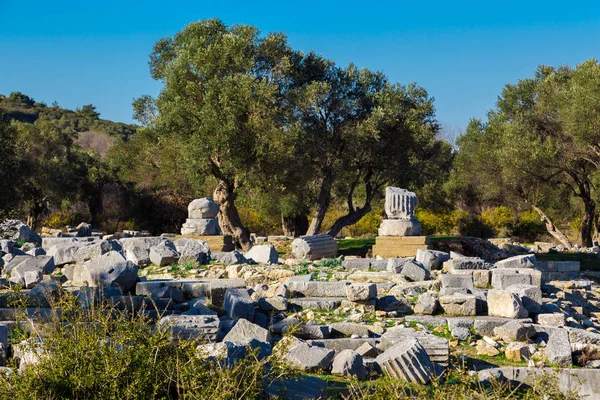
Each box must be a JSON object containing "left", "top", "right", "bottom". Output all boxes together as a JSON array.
[
  {"left": 480, "top": 206, "right": 514, "bottom": 236},
  {"left": 455, "top": 213, "right": 495, "bottom": 238},
  {"left": 343, "top": 368, "right": 579, "bottom": 400},
  {"left": 0, "top": 293, "right": 292, "bottom": 400},
  {"left": 509, "top": 209, "right": 546, "bottom": 242},
  {"left": 416, "top": 208, "right": 454, "bottom": 235}
]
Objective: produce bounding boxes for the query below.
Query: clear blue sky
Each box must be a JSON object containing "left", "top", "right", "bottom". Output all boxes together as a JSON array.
[{"left": 1, "top": 1, "right": 599, "bottom": 134}]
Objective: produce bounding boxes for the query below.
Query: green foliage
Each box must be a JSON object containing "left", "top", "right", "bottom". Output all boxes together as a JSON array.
[
  {"left": 0, "top": 119, "right": 20, "bottom": 219},
  {"left": 42, "top": 210, "right": 84, "bottom": 229},
  {"left": 0, "top": 294, "right": 293, "bottom": 399},
  {"left": 509, "top": 209, "right": 546, "bottom": 242},
  {"left": 452, "top": 59, "right": 600, "bottom": 246},
  {"left": 480, "top": 206, "right": 514, "bottom": 236},
  {"left": 0, "top": 93, "right": 136, "bottom": 141},
  {"left": 317, "top": 258, "right": 343, "bottom": 268},
  {"left": 343, "top": 369, "right": 578, "bottom": 400}
]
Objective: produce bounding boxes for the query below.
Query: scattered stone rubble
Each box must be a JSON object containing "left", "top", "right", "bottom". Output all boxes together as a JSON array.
[{"left": 2, "top": 219, "right": 600, "bottom": 398}]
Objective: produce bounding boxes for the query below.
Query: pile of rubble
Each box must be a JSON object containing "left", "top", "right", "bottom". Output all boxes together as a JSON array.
[{"left": 1, "top": 219, "right": 600, "bottom": 398}]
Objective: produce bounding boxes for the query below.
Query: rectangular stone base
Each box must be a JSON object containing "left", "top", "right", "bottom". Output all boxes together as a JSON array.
[
  {"left": 176, "top": 234, "right": 235, "bottom": 252},
  {"left": 372, "top": 236, "right": 430, "bottom": 258}
]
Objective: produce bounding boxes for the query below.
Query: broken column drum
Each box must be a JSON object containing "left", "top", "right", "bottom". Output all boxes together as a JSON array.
[{"left": 378, "top": 188, "right": 422, "bottom": 236}]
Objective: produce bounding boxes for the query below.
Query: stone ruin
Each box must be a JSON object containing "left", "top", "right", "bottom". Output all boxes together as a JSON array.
[
  {"left": 373, "top": 187, "right": 430, "bottom": 258},
  {"left": 379, "top": 187, "right": 421, "bottom": 236},
  {"left": 180, "top": 198, "right": 221, "bottom": 236},
  {"left": 0, "top": 202, "right": 599, "bottom": 398}
]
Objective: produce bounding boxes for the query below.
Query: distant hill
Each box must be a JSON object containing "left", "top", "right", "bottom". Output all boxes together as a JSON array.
[{"left": 0, "top": 92, "right": 137, "bottom": 141}]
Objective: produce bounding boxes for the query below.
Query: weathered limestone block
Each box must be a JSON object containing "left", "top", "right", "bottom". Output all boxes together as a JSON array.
[
  {"left": 330, "top": 322, "right": 370, "bottom": 338},
  {"left": 537, "top": 313, "right": 566, "bottom": 327},
  {"left": 441, "top": 274, "right": 474, "bottom": 290},
  {"left": 494, "top": 254, "right": 536, "bottom": 269},
  {"left": 223, "top": 317, "right": 271, "bottom": 345},
  {"left": 439, "top": 294, "right": 476, "bottom": 316},
  {"left": 0, "top": 220, "right": 41, "bottom": 245},
  {"left": 346, "top": 283, "right": 377, "bottom": 302},
  {"left": 188, "top": 198, "right": 219, "bottom": 219},
  {"left": 173, "top": 238, "right": 210, "bottom": 265},
  {"left": 180, "top": 218, "right": 220, "bottom": 236},
  {"left": 331, "top": 349, "right": 367, "bottom": 380},
  {"left": 8, "top": 256, "right": 55, "bottom": 287},
  {"left": 372, "top": 236, "right": 430, "bottom": 258},
  {"left": 492, "top": 269, "right": 532, "bottom": 289},
  {"left": 416, "top": 249, "right": 450, "bottom": 270},
  {"left": 536, "top": 261, "right": 581, "bottom": 283},
  {"left": 73, "top": 251, "right": 138, "bottom": 291},
  {"left": 244, "top": 244, "right": 278, "bottom": 265},
  {"left": 387, "top": 257, "right": 411, "bottom": 273},
  {"left": 487, "top": 289, "right": 529, "bottom": 319},
  {"left": 378, "top": 219, "right": 422, "bottom": 236},
  {"left": 375, "top": 338, "right": 433, "bottom": 384},
  {"left": 473, "top": 270, "right": 491, "bottom": 287},
  {"left": 74, "top": 240, "right": 122, "bottom": 263},
  {"left": 493, "top": 320, "right": 535, "bottom": 342},
  {"left": 547, "top": 329, "right": 572, "bottom": 367},
  {"left": 290, "top": 297, "right": 342, "bottom": 310},
  {"left": 125, "top": 246, "right": 151, "bottom": 266},
  {"left": 414, "top": 293, "right": 438, "bottom": 315},
  {"left": 257, "top": 296, "right": 288, "bottom": 312},
  {"left": 47, "top": 242, "right": 88, "bottom": 266},
  {"left": 149, "top": 242, "right": 179, "bottom": 266},
  {"left": 213, "top": 250, "right": 246, "bottom": 265},
  {"left": 473, "top": 317, "right": 532, "bottom": 337},
  {"left": 284, "top": 324, "right": 330, "bottom": 340},
  {"left": 291, "top": 234, "right": 338, "bottom": 261},
  {"left": 289, "top": 281, "right": 350, "bottom": 298},
  {"left": 445, "top": 257, "right": 487, "bottom": 271},
  {"left": 118, "top": 237, "right": 164, "bottom": 252},
  {"left": 223, "top": 288, "right": 255, "bottom": 321},
  {"left": 505, "top": 342, "right": 530, "bottom": 362},
  {"left": 158, "top": 315, "right": 219, "bottom": 341},
  {"left": 506, "top": 284, "right": 542, "bottom": 314},
  {"left": 401, "top": 261, "right": 430, "bottom": 282},
  {"left": 285, "top": 340, "right": 335, "bottom": 372}
]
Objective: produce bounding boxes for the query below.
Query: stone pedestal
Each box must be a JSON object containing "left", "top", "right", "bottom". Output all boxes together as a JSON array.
[
  {"left": 180, "top": 197, "right": 222, "bottom": 236},
  {"left": 372, "top": 236, "right": 431, "bottom": 258},
  {"left": 181, "top": 218, "right": 220, "bottom": 235},
  {"left": 378, "top": 219, "right": 421, "bottom": 236},
  {"left": 177, "top": 234, "right": 235, "bottom": 252},
  {"left": 373, "top": 187, "right": 428, "bottom": 257}
]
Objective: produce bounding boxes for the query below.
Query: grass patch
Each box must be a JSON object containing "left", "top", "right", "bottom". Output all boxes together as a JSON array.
[{"left": 337, "top": 238, "right": 376, "bottom": 257}]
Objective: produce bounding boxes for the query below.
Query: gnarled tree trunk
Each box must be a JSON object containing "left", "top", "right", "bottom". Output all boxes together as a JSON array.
[
  {"left": 327, "top": 204, "right": 372, "bottom": 238},
  {"left": 213, "top": 179, "right": 251, "bottom": 251},
  {"left": 306, "top": 170, "right": 334, "bottom": 236},
  {"left": 282, "top": 213, "right": 309, "bottom": 238},
  {"left": 579, "top": 195, "right": 596, "bottom": 248},
  {"left": 528, "top": 202, "right": 573, "bottom": 250},
  {"left": 326, "top": 170, "right": 378, "bottom": 238}
]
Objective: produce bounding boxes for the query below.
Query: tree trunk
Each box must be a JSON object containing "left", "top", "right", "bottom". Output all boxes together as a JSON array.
[
  {"left": 88, "top": 192, "right": 103, "bottom": 228},
  {"left": 282, "top": 213, "right": 309, "bottom": 238},
  {"left": 327, "top": 203, "right": 372, "bottom": 238},
  {"left": 580, "top": 196, "right": 596, "bottom": 248},
  {"left": 26, "top": 198, "right": 46, "bottom": 231},
  {"left": 306, "top": 170, "right": 334, "bottom": 236},
  {"left": 213, "top": 179, "right": 251, "bottom": 251},
  {"left": 528, "top": 202, "right": 573, "bottom": 250}
]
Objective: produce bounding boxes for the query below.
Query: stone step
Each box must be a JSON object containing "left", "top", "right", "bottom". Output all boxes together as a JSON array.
[{"left": 289, "top": 297, "right": 343, "bottom": 310}]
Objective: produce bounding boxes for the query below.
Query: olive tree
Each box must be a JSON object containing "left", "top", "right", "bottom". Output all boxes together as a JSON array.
[{"left": 144, "top": 19, "right": 293, "bottom": 249}]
